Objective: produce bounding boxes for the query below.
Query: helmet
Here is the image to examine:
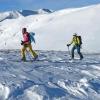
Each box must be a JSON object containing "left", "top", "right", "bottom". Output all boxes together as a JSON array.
[
  {"left": 22, "top": 28, "right": 27, "bottom": 34},
  {"left": 22, "top": 28, "right": 27, "bottom": 32},
  {"left": 73, "top": 33, "right": 77, "bottom": 36}
]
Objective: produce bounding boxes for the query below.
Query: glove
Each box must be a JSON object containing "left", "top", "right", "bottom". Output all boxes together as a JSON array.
[
  {"left": 67, "top": 44, "right": 70, "bottom": 47},
  {"left": 21, "top": 41, "right": 24, "bottom": 45}
]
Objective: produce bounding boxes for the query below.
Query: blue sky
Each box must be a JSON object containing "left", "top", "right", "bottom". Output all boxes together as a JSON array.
[{"left": 0, "top": 0, "right": 100, "bottom": 12}]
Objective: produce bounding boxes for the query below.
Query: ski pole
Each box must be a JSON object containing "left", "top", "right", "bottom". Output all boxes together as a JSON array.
[
  {"left": 67, "top": 45, "right": 71, "bottom": 57},
  {"left": 26, "top": 49, "right": 32, "bottom": 60}
]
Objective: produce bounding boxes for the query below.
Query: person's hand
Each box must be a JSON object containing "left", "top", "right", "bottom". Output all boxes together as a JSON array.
[
  {"left": 67, "top": 44, "right": 70, "bottom": 47},
  {"left": 21, "top": 40, "right": 24, "bottom": 45}
]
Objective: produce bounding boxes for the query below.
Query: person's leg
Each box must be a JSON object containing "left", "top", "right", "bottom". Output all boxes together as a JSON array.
[
  {"left": 71, "top": 46, "right": 76, "bottom": 59},
  {"left": 21, "top": 45, "right": 26, "bottom": 60},
  {"left": 28, "top": 44, "right": 38, "bottom": 58},
  {"left": 77, "top": 45, "right": 83, "bottom": 60}
]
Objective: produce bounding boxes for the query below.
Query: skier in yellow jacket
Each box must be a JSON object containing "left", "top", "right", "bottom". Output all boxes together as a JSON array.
[{"left": 67, "top": 33, "right": 83, "bottom": 60}]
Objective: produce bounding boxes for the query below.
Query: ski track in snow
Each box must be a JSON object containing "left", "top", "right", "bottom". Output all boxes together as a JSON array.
[{"left": 0, "top": 50, "right": 100, "bottom": 100}]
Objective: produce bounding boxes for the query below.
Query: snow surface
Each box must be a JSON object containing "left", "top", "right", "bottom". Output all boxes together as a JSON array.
[
  {"left": 0, "top": 50, "right": 100, "bottom": 100},
  {"left": 0, "top": 4, "right": 100, "bottom": 52}
]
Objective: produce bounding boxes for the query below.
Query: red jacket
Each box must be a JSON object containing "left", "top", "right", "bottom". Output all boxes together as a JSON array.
[{"left": 23, "top": 32, "right": 30, "bottom": 43}]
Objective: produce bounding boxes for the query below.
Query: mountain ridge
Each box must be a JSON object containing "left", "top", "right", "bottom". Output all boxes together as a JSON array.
[{"left": 0, "top": 9, "right": 52, "bottom": 22}]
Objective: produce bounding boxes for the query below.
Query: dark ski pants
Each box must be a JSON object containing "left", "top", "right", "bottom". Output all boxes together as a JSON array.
[{"left": 71, "top": 45, "right": 83, "bottom": 59}]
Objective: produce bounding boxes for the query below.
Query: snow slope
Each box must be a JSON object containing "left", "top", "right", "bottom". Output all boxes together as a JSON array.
[
  {"left": 0, "top": 50, "right": 100, "bottom": 100},
  {"left": 0, "top": 4, "right": 100, "bottom": 52}
]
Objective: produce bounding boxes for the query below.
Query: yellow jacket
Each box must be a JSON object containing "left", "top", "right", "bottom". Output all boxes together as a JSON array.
[{"left": 70, "top": 36, "right": 80, "bottom": 46}]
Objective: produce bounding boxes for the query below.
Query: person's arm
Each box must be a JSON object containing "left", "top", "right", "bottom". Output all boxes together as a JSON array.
[
  {"left": 70, "top": 38, "right": 74, "bottom": 45},
  {"left": 67, "top": 38, "right": 73, "bottom": 46}
]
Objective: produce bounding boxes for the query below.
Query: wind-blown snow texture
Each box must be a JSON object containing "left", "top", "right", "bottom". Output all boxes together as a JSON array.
[
  {"left": 0, "top": 4, "right": 100, "bottom": 52},
  {"left": 0, "top": 50, "right": 100, "bottom": 100}
]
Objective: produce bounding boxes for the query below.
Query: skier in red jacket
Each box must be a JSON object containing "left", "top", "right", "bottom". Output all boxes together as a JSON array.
[{"left": 21, "top": 28, "right": 38, "bottom": 61}]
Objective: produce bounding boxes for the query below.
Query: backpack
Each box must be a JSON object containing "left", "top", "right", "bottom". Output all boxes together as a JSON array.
[
  {"left": 29, "top": 32, "right": 36, "bottom": 43},
  {"left": 77, "top": 36, "right": 82, "bottom": 45}
]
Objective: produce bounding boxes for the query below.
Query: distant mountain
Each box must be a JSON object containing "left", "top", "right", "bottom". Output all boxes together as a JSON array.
[
  {"left": 37, "top": 9, "right": 53, "bottom": 14},
  {"left": 0, "top": 9, "right": 52, "bottom": 22},
  {"left": 0, "top": 11, "right": 21, "bottom": 22},
  {"left": 19, "top": 9, "right": 52, "bottom": 16},
  {"left": 19, "top": 10, "right": 38, "bottom": 16}
]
